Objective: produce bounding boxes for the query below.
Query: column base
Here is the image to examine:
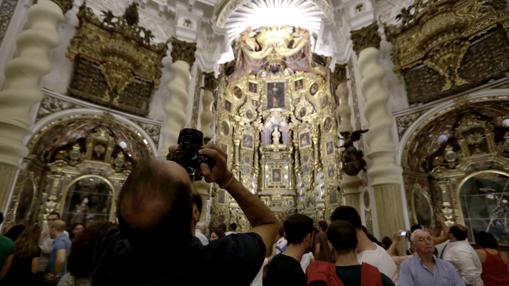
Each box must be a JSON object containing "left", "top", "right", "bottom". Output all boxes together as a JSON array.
[{"left": 373, "top": 183, "right": 405, "bottom": 239}]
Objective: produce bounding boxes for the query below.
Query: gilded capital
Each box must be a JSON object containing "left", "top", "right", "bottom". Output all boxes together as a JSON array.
[
  {"left": 171, "top": 37, "right": 197, "bottom": 66},
  {"left": 203, "top": 72, "right": 219, "bottom": 91},
  {"left": 50, "top": 0, "right": 73, "bottom": 13},
  {"left": 350, "top": 22, "right": 381, "bottom": 54}
]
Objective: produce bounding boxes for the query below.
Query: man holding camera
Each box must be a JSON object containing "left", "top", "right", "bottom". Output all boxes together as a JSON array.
[{"left": 91, "top": 141, "right": 278, "bottom": 286}]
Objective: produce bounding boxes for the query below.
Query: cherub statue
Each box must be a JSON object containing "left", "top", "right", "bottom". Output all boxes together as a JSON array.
[{"left": 340, "top": 129, "right": 368, "bottom": 176}]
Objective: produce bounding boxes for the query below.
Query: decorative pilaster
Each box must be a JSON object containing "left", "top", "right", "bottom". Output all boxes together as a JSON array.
[
  {"left": 0, "top": 0, "right": 65, "bottom": 210},
  {"left": 158, "top": 37, "right": 196, "bottom": 156},
  {"left": 351, "top": 22, "right": 404, "bottom": 237},
  {"left": 200, "top": 72, "right": 217, "bottom": 138}
]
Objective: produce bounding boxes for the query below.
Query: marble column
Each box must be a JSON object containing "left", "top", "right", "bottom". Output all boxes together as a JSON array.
[
  {"left": 200, "top": 72, "right": 217, "bottom": 139},
  {"left": 333, "top": 64, "right": 364, "bottom": 212},
  {"left": 158, "top": 37, "right": 196, "bottom": 156},
  {"left": 0, "top": 0, "right": 70, "bottom": 211},
  {"left": 351, "top": 23, "right": 404, "bottom": 238}
]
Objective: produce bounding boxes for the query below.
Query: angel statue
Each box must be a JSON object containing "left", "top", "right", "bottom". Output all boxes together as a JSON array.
[{"left": 340, "top": 129, "right": 368, "bottom": 176}]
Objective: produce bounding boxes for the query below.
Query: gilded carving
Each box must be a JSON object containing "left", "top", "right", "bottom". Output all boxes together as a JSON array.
[
  {"left": 212, "top": 26, "right": 340, "bottom": 225},
  {"left": 386, "top": 0, "right": 509, "bottom": 103},
  {"left": 395, "top": 110, "right": 426, "bottom": 138},
  {"left": 67, "top": 3, "right": 167, "bottom": 116},
  {"left": 51, "top": 0, "right": 73, "bottom": 13},
  {"left": 171, "top": 37, "right": 197, "bottom": 66},
  {"left": 350, "top": 22, "right": 381, "bottom": 54},
  {"left": 402, "top": 100, "right": 509, "bottom": 230}
]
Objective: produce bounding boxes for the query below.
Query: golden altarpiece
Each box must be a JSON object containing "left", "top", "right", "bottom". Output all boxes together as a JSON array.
[
  {"left": 388, "top": 0, "right": 509, "bottom": 244},
  {"left": 210, "top": 26, "right": 342, "bottom": 227},
  {"left": 3, "top": 3, "right": 162, "bottom": 229}
]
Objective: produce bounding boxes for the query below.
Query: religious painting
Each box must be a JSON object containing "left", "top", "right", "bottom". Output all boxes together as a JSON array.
[
  {"left": 272, "top": 169, "right": 282, "bottom": 182},
  {"left": 300, "top": 132, "right": 311, "bottom": 147},
  {"left": 328, "top": 166, "right": 335, "bottom": 177},
  {"left": 329, "top": 190, "right": 338, "bottom": 204},
  {"left": 233, "top": 86, "right": 243, "bottom": 99},
  {"left": 224, "top": 100, "right": 232, "bottom": 112},
  {"left": 267, "top": 81, "right": 285, "bottom": 108},
  {"left": 242, "top": 134, "right": 253, "bottom": 148},
  {"left": 294, "top": 79, "right": 304, "bottom": 90},
  {"left": 299, "top": 107, "right": 306, "bottom": 118},
  {"left": 221, "top": 121, "right": 230, "bottom": 135},
  {"left": 245, "top": 109, "right": 254, "bottom": 120},
  {"left": 249, "top": 82, "right": 257, "bottom": 93},
  {"left": 326, "top": 141, "right": 334, "bottom": 154},
  {"left": 321, "top": 96, "right": 329, "bottom": 108},
  {"left": 217, "top": 190, "right": 225, "bottom": 203},
  {"left": 63, "top": 176, "right": 113, "bottom": 227},
  {"left": 324, "top": 117, "right": 333, "bottom": 132},
  {"left": 309, "top": 82, "right": 319, "bottom": 95}
]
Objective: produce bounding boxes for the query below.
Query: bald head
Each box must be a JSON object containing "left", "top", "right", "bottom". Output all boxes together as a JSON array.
[
  {"left": 49, "top": 219, "right": 66, "bottom": 238},
  {"left": 118, "top": 160, "right": 194, "bottom": 239}
]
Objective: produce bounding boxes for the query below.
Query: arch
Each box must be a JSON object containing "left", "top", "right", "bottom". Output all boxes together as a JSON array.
[
  {"left": 397, "top": 89, "right": 509, "bottom": 166},
  {"left": 27, "top": 108, "right": 158, "bottom": 158}
]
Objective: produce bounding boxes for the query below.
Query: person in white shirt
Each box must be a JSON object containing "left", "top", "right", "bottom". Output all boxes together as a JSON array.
[
  {"left": 331, "top": 206, "right": 398, "bottom": 283},
  {"left": 440, "top": 224, "right": 483, "bottom": 286},
  {"left": 195, "top": 222, "right": 209, "bottom": 246}
]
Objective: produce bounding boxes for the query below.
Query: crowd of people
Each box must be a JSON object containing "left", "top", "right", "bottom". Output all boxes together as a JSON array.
[{"left": 0, "top": 142, "right": 508, "bottom": 286}]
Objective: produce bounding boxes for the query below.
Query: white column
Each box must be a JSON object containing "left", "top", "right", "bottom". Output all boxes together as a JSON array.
[
  {"left": 199, "top": 73, "right": 217, "bottom": 138},
  {"left": 158, "top": 38, "right": 196, "bottom": 156},
  {"left": 352, "top": 23, "right": 404, "bottom": 238},
  {"left": 0, "top": 0, "right": 67, "bottom": 210},
  {"left": 358, "top": 47, "right": 401, "bottom": 185}
]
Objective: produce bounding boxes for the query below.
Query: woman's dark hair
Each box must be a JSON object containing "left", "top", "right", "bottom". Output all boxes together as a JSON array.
[
  {"left": 318, "top": 220, "right": 328, "bottom": 231},
  {"left": 475, "top": 231, "right": 498, "bottom": 249},
  {"left": 68, "top": 221, "right": 115, "bottom": 277},
  {"left": 4, "top": 224, "right": 26, "bottom": 241},
  {"left": 14, "top": 224, "right": 41, "bottom": 258}
]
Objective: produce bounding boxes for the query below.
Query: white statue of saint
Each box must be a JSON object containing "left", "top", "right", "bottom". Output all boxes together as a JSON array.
[{"left": 272, "top": 126, "right": 281, "bottom": 145}]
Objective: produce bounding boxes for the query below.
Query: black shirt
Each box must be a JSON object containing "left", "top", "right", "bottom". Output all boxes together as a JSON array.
[
  {"left": 264, "top": 254, "right": 307, "bottom": 286},
  {"left": 92, "top": 228, "right": 265, "bottom": 286},
  {"left": 336, "top": 265, "right": 395, "bottom": 286}
]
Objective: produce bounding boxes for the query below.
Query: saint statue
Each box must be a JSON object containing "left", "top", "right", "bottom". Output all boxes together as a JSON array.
[
  {"left": 272, "top": 127, "right": 281, "bottom": 145},
  {"left": 70, "top": 197, "right": 90, "bottom": 225}
]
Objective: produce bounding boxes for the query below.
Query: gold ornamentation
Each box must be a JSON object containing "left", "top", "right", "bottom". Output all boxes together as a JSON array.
[
  {"left": 171, "top": 37, "right": 196, "bottom": 66},
  {"left": 212, "top": 26, "right": 340, "bottom": 224},
  {"left": 350, "top": 22, "right": 381, "bottom": 54},
  {"left": 50, "top": 0, "right": 73, "bottom": 13},
  {"left": 66, "top": 3, "right": 167, "bottom": 116},
  {"left": 386, "top": 0, "right": 509, "bottom": 93}
]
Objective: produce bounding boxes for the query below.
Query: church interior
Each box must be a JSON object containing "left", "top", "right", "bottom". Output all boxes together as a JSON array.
[{"left": 0, "top": 0, "right": 509, "bottom": 247}]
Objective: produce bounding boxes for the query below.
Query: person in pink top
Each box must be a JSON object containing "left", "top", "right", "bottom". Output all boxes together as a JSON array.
[{"left": 475, "top": 231, "right": 509, "bottom": 286}]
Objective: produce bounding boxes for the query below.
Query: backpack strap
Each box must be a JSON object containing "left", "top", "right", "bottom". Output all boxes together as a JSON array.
[
  {"left": 360, "top": 263, "right": 382, "bottom": 286},
  {"left": 306, "top": 260, "right": 344, "bottom": 286}
]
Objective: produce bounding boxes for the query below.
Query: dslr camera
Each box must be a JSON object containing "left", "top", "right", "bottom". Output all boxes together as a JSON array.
[{"left": 166, "top": 128, "right": 212, "bottom": 181}]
